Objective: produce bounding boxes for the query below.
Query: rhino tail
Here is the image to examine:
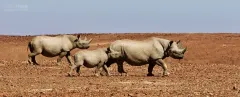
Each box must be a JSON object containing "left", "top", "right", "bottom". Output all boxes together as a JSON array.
[{"left": 27, "top": 41, "right": 33, "bottom": 53}]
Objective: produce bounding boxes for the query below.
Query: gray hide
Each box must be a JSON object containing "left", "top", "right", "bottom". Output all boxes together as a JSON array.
[
  {"left": 106, "top": 37, "right": 187, "bottom": 76},
  {"left": 68, "top": 48, "right": 121, "bottom": 76},
  {"left": 27, "top": 35, "right": 92, "bottom": 65}
]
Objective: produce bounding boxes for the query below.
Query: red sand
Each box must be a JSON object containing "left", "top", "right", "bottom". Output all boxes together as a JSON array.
[{"left": 0, "top": 33, "right": 239, "bottom": 96}]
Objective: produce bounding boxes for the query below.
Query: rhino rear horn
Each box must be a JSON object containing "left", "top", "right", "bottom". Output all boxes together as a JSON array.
[{"left": 177, "top": 40, "right": 181, "bottom": 44}]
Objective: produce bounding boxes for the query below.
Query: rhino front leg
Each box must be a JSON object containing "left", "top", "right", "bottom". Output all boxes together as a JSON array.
[
  {"left": 57, "top": 52, "right": 67, "bottom": 65},
  {"left": 156, "top": 59, "right": 169, "bottom": 77},
  {"left": 102, "top": 64, "right": 110, "bottom": 76},
  {"left": 116, "top": 61, "right": 127, "bottom": 76},
  {"left": 68, "top": 64, "right": 78, "bottom": 77},
  {"left": 147, "top": 63, "right": 155, "bottom": 76},
  {"left": 65, "top": 52, "right": 74, "bottom": 66}
]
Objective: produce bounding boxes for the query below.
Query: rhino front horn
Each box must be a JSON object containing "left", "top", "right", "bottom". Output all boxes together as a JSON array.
[
  {"left": 88, "top": 38, "right": 93, "bottom": 43},
  {"left": 182, "top": 48, "right": 187, "bottom": 54}
]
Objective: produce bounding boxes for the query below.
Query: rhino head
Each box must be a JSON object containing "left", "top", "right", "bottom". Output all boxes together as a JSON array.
[
  {"left": 74, "top": 35, "right": 92, "bottom": 49},
  {"left": 167, "top": 40, "right": 187, "bottom": 59},
  {"left": 107, "top": 47, "right": 121, "bottom": 59}
]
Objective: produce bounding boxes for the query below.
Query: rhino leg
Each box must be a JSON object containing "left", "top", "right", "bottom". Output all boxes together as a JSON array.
[
  {"left": 116, "top": 61, "right": 128, "bottom": 76},
  {"left": 116, "top": 61, "right": 127, "bottom": 73},
  {"left": 147, "top": 63, "right": 155, "bottom": 76},
  {"left": 68, "top": 59, "right": 83, "bottom": 76},
  {"left": 57, "top": 52, "right": 67, "bottom": 65},
  {"left": 76, "top": 66, "right": 81, "bottom": 75},
  {"left": 65, "top": 52, "right": 74, "bottom": 66},
  {"left": 28, "top": 52, "right": 40, "bottom": 65},
  {"left": 68, "top": 64, "right": 78, "bottom": 77},
  {"left": 102, "top": 64, "right": 110, "bottom": 76},
  {"left": 155, "top": 59, "right": 169, "bottom": 77}
]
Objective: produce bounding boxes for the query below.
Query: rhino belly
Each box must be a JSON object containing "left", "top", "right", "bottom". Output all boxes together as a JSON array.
[
  {"left": 41, "top": 49, "right": 61, "bottom": 57},
  {"left": 124, "top": 58, "right": 149, "bottom": 66},
  {"left": 83, "top": 58, "right": 100, "bottom": 68}
]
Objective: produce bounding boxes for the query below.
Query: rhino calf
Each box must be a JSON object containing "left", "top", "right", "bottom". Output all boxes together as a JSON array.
[
  {"left": 68, "top": 48, "right": 121, "bottom": 76},
  {"left": 28, "top": 35, "right": 92, "bottom": 66}
]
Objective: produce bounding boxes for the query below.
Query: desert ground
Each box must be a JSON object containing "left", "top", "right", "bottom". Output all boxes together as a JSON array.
[{"left": 0, "top": 33, "right": 239, "bottom": 97}]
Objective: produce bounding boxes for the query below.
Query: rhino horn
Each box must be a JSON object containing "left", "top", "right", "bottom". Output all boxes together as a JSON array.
[
  {"left": 88, "top": 38, "right": 93, "bottom": 43},
  {"left": 182, "top": 47, "right": 187, "bottom": 54},
  {"left": 84, "top": 36, "right": 87, "bottom": 41}
]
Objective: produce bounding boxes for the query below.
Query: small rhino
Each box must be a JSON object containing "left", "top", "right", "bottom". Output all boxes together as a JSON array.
[
  {"left": 68, "top": 48, "right": 121, "bottom": 77},
  {"left": 27, "top": 34, "right": 92, "bottom": 65}
]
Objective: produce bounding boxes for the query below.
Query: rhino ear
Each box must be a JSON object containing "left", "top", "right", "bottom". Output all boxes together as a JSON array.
[
  {"left": 169, "top": 41, "right": 173, "bottom": 46},
  {"left": 177, "top": 40, "right": 181, "bottom": 44}
]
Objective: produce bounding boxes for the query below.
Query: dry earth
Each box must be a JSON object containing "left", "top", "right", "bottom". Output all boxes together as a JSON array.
[{"left": 0, "top": 33, "right": 239, "bottom": 97}]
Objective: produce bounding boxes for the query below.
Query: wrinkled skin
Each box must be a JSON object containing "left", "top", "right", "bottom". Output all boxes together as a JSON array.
[
  {"left": 68, "top": 48, "right": 121, "bottom": 77},
  {"left": 27, "top": 35, "right": 92, "bottom": 66},
  {"left": 106, "top": 37, "right": 187, "bottom": 77}
]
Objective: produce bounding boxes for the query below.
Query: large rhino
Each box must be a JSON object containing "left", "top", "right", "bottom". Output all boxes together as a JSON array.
[
  {"left": 68, "top": 48, "right": 121, "bottom": 77},
  {"left": 106, "top": 37, "right": 187, "bottom": 76},
  {"left": 27, "top": 35, "right": 92, "bottom": 65}
]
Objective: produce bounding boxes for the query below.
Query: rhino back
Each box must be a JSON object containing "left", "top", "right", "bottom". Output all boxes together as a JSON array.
[
  {"left": 33, "top": 36, "right": 73, "bottom": 57},
  {"left": 110, "top": 39, "right": 165, "bottom": 65},
  {"left": 75, "top": 49, "right": 108, "bottom": 67}
]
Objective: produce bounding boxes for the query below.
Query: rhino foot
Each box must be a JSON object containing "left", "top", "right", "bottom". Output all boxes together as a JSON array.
[
  {"left": 76, "top": 73, "right": 81, "bottom": 76},
  {"left": 95, "top": 73, "right": 100, "bottom": 77},
  {"left": 120, "top": 72, "right": 128, "bottom": 76},
  {"left": 147, "top": 73, "right": 154, "bottom": 76},
  {"left": 67, "top": 73, "right": 71, "bottom": 77},
  {"left": 56, "top": 62, "right": 61, "bottom": 66},
  {"left": 162, "top": 72, "right": 170, "bottom": 77},
  {"left": 32, "top": 63, "right": 39, "bottom": 65}
]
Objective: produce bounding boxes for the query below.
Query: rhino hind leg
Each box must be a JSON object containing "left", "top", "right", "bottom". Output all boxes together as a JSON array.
[
  {"left": 32, "top": 56, "right": 39, "bottom": 65},
  {"left": 68, "top": 60, "right": 83, "bottom": 77},
  {"left": 28, "top": 52, "right": 40, "bottom": 65},
  {"left": 94, "top": 64, "right": 103, "bottom": 77}
]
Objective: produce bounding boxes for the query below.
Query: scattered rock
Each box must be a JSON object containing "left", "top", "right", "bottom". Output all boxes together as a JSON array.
[
  {"left": 128, "top": 93, "right": 135, "bottom": 97},
  {"left": 233, "top": 85, "right": 238, "bottom": 90},
  {"left": 194, "top": 92, "right": 200, "bottom": 95}
]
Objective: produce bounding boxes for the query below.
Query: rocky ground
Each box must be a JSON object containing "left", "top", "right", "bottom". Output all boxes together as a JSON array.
[{"left": 0, "top": 33, "right": 239, "bottom": 97}]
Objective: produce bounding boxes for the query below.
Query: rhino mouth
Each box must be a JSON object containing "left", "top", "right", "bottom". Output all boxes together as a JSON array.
[
  {"left": 171, "top": 53, "right": 184, "bottom": 59},
  {"left": 82, "top": 46, "right": 90, "bottom": 49}
]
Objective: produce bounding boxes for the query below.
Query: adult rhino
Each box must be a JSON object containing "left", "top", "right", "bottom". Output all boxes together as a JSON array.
[
  {"left": 27, "top": 35, "right": 92, "bottom": 65},
  {"left": 106, "top": 37, "right": 187, "bottom": 77}
]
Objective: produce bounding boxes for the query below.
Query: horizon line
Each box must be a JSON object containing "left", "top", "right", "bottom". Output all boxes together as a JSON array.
[{"left": 0, "top": 32, "right": 240, "bottom": 36}]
